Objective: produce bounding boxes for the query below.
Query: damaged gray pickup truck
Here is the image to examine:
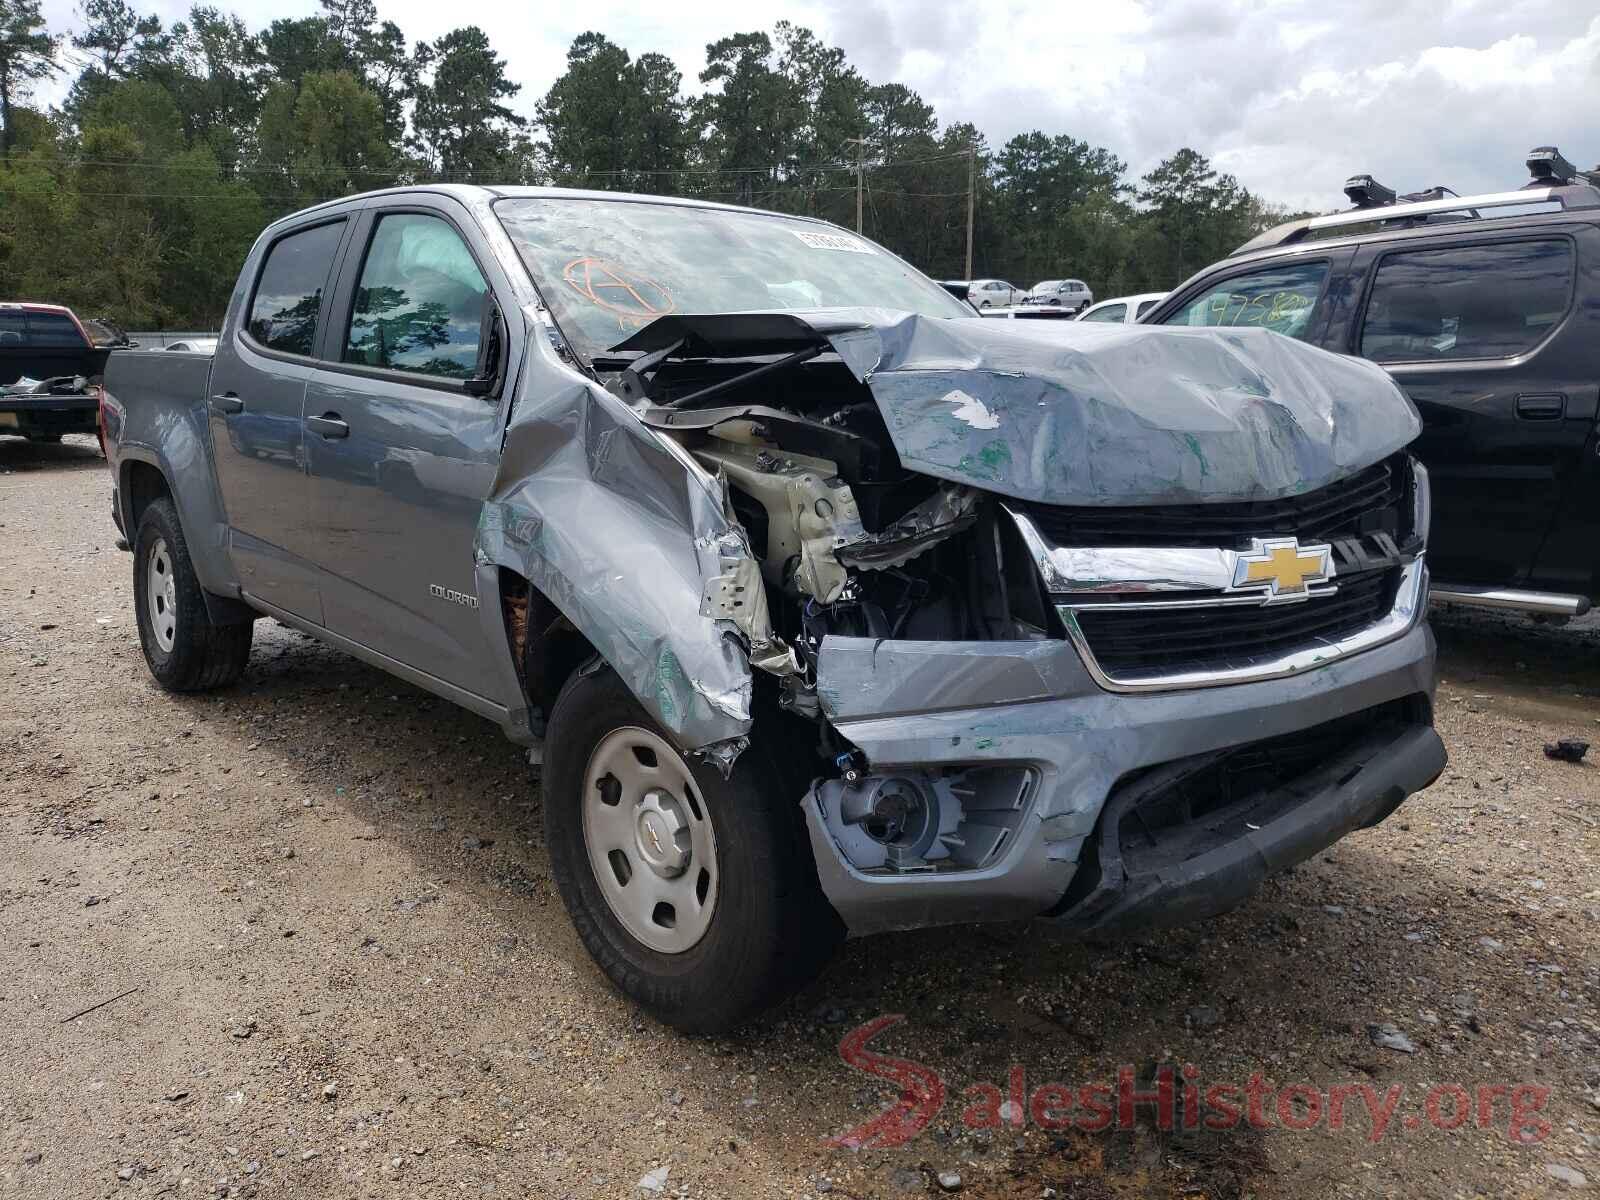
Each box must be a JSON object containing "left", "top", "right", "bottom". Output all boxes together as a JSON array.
[{"left": 102, "top": 186, "right": 1446, "bottom": 1032}]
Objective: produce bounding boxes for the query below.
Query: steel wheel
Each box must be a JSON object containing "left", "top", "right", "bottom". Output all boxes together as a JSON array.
[
  {"left": 145, "top": 537, "right": 178, "bottom": 653},
  {"left": 581, "top": 726, "right": 719, "bottom": 954}
]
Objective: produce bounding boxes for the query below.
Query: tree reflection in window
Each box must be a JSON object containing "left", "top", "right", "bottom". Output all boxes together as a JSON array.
[
  {"left": 344, "top": 214, "right": 486, "bottom": 380},
  {"left": 347, "top": 286, "right": 454, "bottom": 371},
  {"left": 250, "top": 291, "right": 321, "bottom": 355},
  {"left": 247, "top": 221, "right": 345, "bottom": 356}
]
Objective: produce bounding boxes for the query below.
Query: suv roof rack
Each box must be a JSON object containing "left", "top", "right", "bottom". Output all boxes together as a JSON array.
[
  {"left": 1527, "top": 145, "right": 1600, "bottom": 188},
  {"left": 1344, "top": 176, "right": 1465, "bottom": 210},
  {"left": 1233, "top": 146, "right": 1600, "bottom": 257},
  {"left": 1343, "top": 175, "right": 1396, "bottom": 209}
]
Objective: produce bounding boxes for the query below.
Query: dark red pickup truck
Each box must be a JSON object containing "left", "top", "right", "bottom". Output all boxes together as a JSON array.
[{"left": 0, "top": 302, "right": 110, "bottom": 443}]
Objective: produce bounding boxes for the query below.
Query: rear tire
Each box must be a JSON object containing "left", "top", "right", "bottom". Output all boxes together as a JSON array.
[
  {"left": 133, "top": 496, "right": 253, "bottom": 691},
  {"left": 543, "top": 667, "right": 842, "bottom": 1033}
]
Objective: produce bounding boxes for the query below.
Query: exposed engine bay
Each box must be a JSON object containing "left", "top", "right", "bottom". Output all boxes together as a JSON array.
[{"left": 617, "top": 339, "right": 1051, "bottom": 697}]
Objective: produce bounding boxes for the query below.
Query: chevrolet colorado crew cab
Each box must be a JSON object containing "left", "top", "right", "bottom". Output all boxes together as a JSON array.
[
  {"left": 103, "top": 186, "right": 1446, "bottom": 1032},
  {"left": 1143, "top": 147, "right": 1600, "bottom": 619}
]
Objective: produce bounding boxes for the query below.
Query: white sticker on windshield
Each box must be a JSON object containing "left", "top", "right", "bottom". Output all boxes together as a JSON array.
[{"left": 790, "top": 229, "right": 873, "bottom": 254}]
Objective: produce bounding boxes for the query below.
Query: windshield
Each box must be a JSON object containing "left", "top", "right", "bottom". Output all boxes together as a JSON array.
[
  {"left": 494, "top": 196, "right": 972, "bottom": 360},
  {"left": 1032, "top": 281, "right": 1061, "bottom": 292}
]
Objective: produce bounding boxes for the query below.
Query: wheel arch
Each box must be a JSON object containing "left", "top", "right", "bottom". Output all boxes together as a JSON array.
[
  {"left": 118, "top": 451, "right": 255, "bottom": 626},
  {"left": 493, "top": 566, "right": 601, "bottom": 739},
  {"left": 119, "top": 455, "right": 171, "bottom": 534}
]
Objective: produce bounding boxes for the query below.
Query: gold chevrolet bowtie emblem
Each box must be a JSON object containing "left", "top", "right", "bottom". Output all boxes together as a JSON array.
[{"left": 1231, "top": 538, "right": 1333, "bottom": 602}]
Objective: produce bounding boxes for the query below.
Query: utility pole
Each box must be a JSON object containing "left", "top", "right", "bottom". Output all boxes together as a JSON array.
[
  {"left": 845, "top": 137, "right": 871, "bottom": 233},
  {"left": 964, "top": 143, "right": 976, "bottom": 280}
]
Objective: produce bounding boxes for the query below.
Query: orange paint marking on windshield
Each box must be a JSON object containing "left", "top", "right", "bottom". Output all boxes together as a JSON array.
[{"left": 562, "top": 257, "right": 676, "bottom": 326}]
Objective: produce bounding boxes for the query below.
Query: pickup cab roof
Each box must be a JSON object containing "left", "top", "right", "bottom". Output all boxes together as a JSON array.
[
  {"left": 0, "top": 302, "right": 94, "bottom": 354},
  {"left": 266, "top": 183, "right": 840, "bottom": 235}
]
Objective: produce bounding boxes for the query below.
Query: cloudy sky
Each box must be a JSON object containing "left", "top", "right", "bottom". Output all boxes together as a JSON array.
[{"left": 33, "top": 0, "right": 1600, "bottom": 210}]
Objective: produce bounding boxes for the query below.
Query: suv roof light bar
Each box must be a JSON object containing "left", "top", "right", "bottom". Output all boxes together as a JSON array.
[{"left": 1343, "top": 174, "right": 1396, "bottom": 209}]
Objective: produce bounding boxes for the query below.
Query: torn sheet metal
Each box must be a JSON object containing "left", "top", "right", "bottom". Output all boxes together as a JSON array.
[
  {"left": 475, "top": 308, "right": 767, "bottom": 750},
  {"left": 836, "top": 483, "right": 979, "bottom": 572},
  {"left": 614, "top": 309, "right": 1421, "bottom": 507}
]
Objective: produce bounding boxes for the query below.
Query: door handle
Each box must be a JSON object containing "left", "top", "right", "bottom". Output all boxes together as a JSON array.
[
  {"left": 306, "top": 413, "right": 350, "bottom": 439},
  {"left": 1515, "top": 392, "right": 1565, "bottom": 420},
  {"left": 209, "top": 394, "right": 243, "bottom": 416}
]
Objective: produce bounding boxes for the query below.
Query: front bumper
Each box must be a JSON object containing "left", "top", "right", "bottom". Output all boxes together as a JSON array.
[
  {"left": 804, "top": 621, "right": 1440, "bottom": 936},
  {"left": 1049, "top": 712, "right": 1442, "bottom": 935}
]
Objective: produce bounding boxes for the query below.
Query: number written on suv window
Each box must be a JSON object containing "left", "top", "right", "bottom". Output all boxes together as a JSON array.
[
  {"left": 246, "top": 221, "right": 345, "bottom": 356},
  {"left": 1359, "top": 239, "right": 1575, "bottom": 363},
  {"left": 1163, "top": 261, "right": 1329, "bottom": 339},
  {"left": 344, "top": 213, "right": 488, "bottom": 379}
]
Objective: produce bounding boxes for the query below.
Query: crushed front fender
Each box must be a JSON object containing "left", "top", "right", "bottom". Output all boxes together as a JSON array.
[{"left": 473, "top": 311, "right": 765, "bottom": 750}]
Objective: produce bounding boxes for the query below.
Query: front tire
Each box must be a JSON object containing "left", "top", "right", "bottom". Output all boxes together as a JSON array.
[
  {"left": 133, "top": 496, "right": 253, "bottom": 691},
  {"left": 543, "top": 668, "right": 842, "bottom": 1033}
]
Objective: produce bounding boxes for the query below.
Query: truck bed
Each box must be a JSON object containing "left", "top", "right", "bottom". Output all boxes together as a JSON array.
[{"left": 0, "top": 344, "right": 112, "bottom": 439}]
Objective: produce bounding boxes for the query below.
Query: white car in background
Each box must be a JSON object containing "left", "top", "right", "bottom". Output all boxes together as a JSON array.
[
  {"left": 1076, "top": 292, "right": 1169, "bottom": 324},
  {"left": 966, "top": 278, "right": 1026, "bottom": 309},
  {"left": 165, "top": 338, "right": 218, "bottom": 354},
  {"left": 1024, "top": 279, "right": 1094, "bottom": 312}
]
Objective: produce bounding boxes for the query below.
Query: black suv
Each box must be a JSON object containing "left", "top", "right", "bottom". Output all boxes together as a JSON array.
[{"left": 1142, "top": 147, "right": 1600, "bottom": 619}]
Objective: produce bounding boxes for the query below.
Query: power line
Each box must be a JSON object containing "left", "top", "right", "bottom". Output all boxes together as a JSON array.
[
  {"left": 5, "top": 146, "right": 977, "bottom": 179},
  {"left": 0, "top": 182, "right": 975, "bottom": 204}
]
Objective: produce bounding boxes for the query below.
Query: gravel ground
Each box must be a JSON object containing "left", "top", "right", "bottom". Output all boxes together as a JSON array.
[{"left": 2, "top": 434, "right": 1597, "bottom": 1199}]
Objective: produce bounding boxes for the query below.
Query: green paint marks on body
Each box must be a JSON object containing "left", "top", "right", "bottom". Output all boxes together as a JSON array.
[
  {"left": 974, "top": 737, "right": 994, "bottom": 750},
  {"left": 956, "top": 438, "right": 1013, "bottom": 482},
  {"left": 654, "top": 647, "right": 689, "bottom": 727},
  {"left": 1183, "top": 433, "right": 1211, "bottom": 477}
]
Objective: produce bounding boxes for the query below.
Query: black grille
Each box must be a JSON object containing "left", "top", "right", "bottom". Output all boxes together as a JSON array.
[
  {"left": 1072, "top": 567, "right": 1398, "bottom": 678},
  {"left": 1018, "top": 455, "right": 1409, "bottom": 550}
]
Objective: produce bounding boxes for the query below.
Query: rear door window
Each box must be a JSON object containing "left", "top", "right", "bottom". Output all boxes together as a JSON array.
[
  {"left": 246, "top": 221, "right": 346, "bottom": 356},
  {"left": 1358, "top": 239, "right": 1575, "bottom": 362},
  {"left": 1160, "top": 260, "right": 1329, "bottom": 339}
]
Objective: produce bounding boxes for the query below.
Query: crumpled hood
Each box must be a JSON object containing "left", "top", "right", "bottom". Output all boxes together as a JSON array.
[{"left": 615, "top": 308, "right": 1422, "bottom": 506}]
